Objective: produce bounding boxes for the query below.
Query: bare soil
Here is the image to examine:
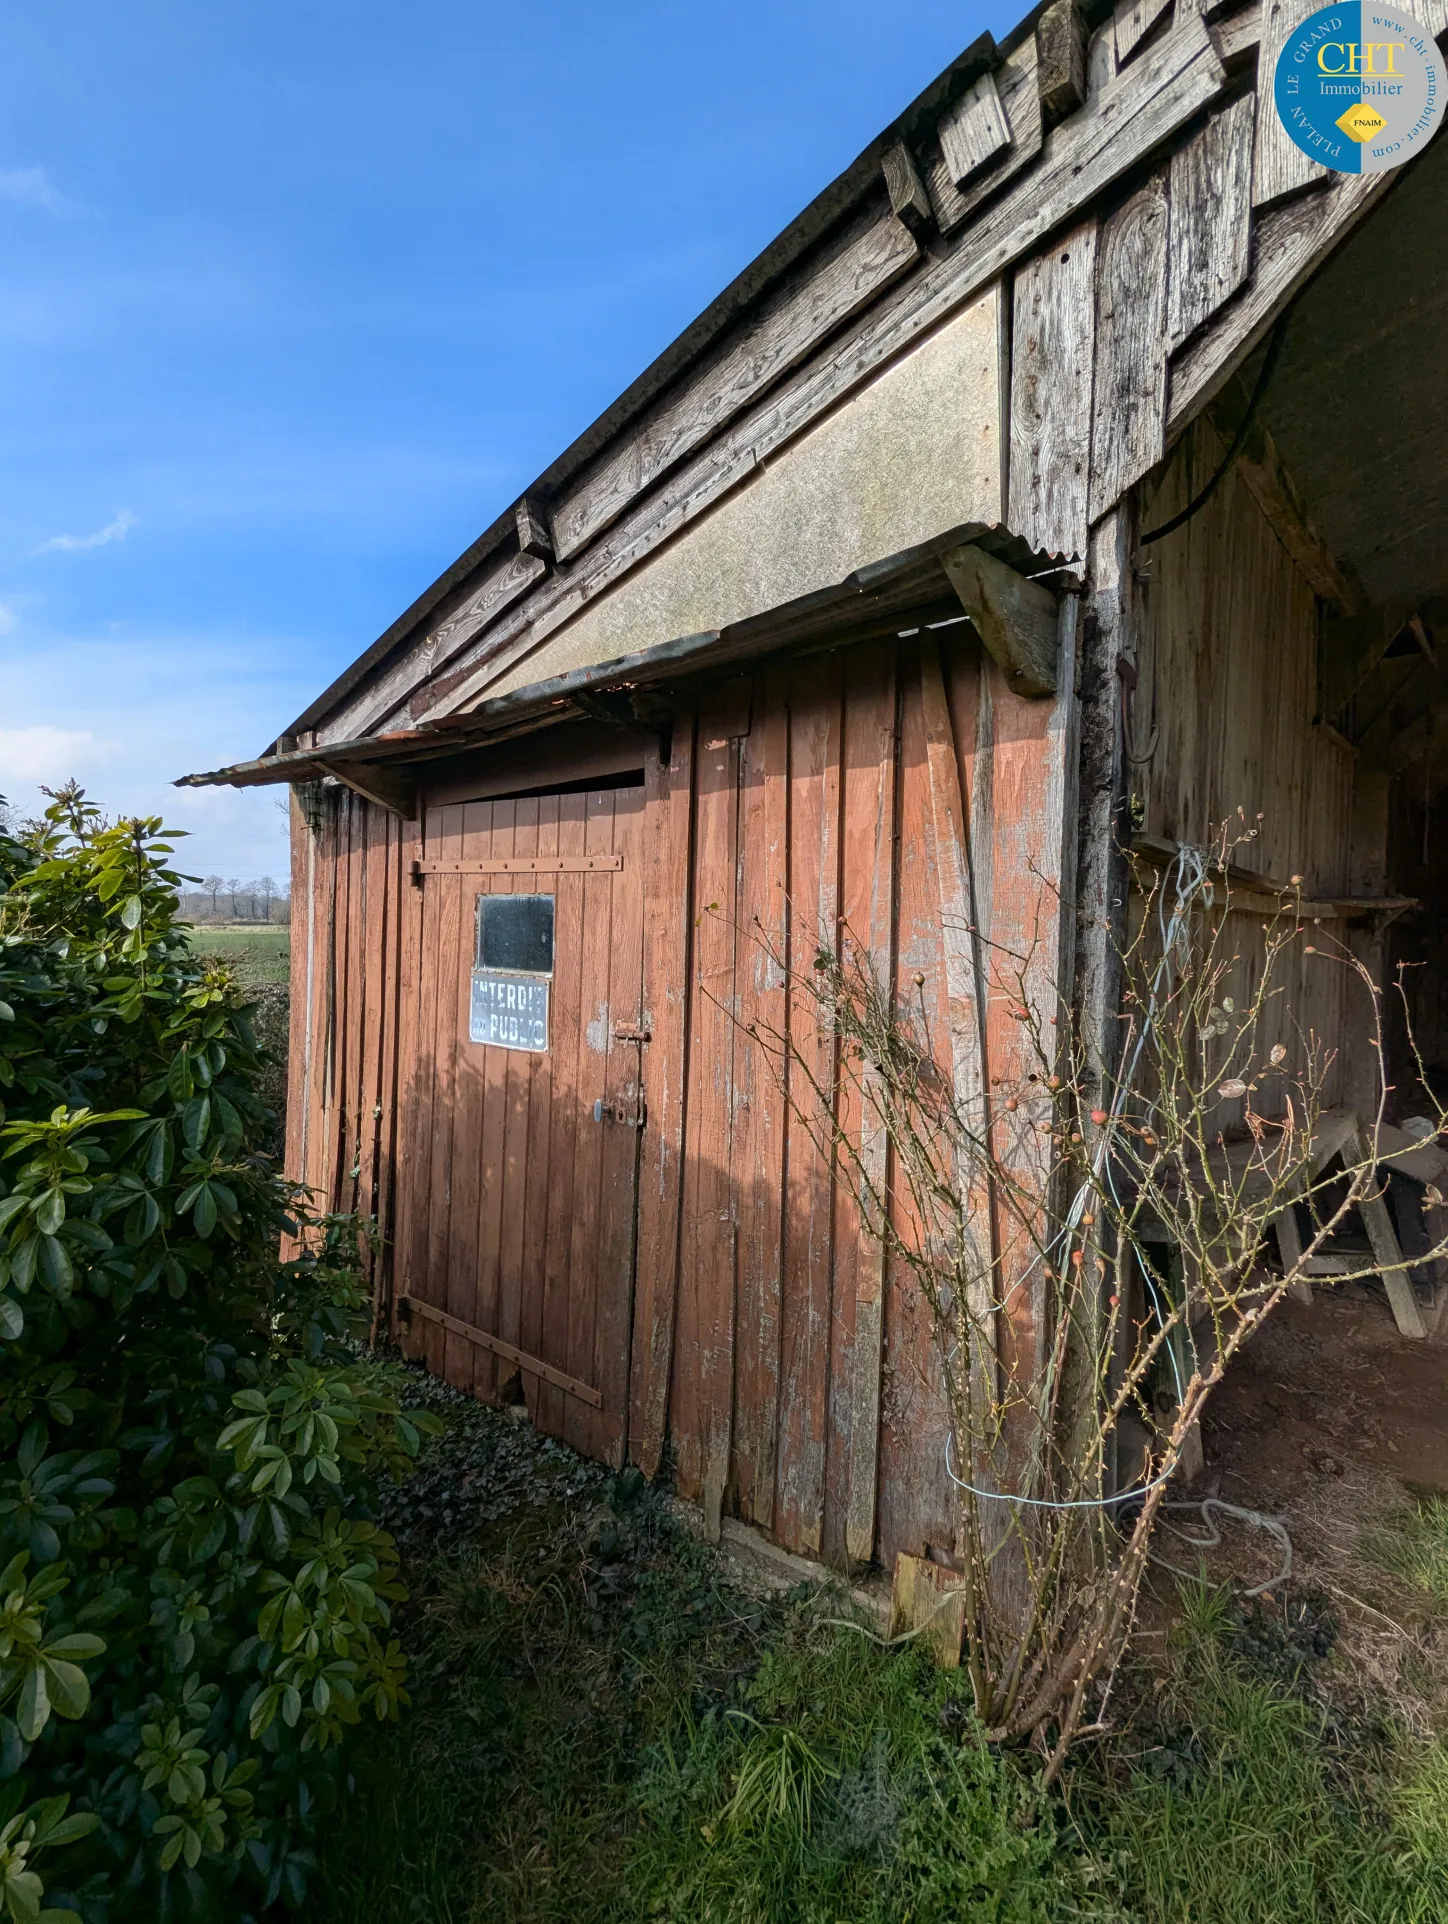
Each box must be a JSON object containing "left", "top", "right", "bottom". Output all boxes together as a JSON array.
[
  {"left": 1204, "top": 1281, "right": 1448, "bottom": 1502},
  {"left": 1150, "top": 1280, "right": 1448, "bottom": 1731}
]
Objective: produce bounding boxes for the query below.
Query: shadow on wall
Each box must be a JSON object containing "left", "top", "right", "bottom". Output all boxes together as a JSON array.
[{"left": 385, "top": 1060, "right": 962, "bottom": 1578}]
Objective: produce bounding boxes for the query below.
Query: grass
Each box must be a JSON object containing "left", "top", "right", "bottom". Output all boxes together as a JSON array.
[
  {"left": 1073, "top": 1581, "right": 1448, "bottom": 1922},
  {"left": 311, "top": 1392, "right": 781, "bottom": 1922},
  {"left": 620, "top": 1620, "right": 1079, "bottom": 1922},
  {"left": 1362, "top": 1489, "right": 1448, "bottom": 1608},
  {"left": 309, "top": 1386, "right": 1448, "bottom": 1923},
  {"left": 187, "top": 921, "right": 290, "bottom": 985},
  {"left": 185, "top": 924, "right": 290, "bottom": 1149}
]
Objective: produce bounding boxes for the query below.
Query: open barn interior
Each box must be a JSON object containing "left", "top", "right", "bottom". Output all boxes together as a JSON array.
[
  {"left": 1151, "top": 134, "right": 1448, "bottom": 1571},
  {"left": 1258, "top": 133, "right": 1448, "bottom": 1136}
]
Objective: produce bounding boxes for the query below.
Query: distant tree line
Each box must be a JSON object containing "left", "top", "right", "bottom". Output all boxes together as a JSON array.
[{"left": 175, "top": 874, "right": 290, "bottom": 924}]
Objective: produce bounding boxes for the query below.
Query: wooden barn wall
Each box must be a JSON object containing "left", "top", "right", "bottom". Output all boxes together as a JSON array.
[
  {"left": 640, "top": 628, "right": 1074, "bottom": 1570},
  {"left": 285, "top": 788, "right": 409, "bottom": 1277},
  {"left": 285, "top": 622, "right": 1074, "bottom": 1571},
  {"left": 1128, "top": 418, "right": 1358, "bottom": 1106},
  {"left": 392, "top": 781, "right": 648, "bottom": 1467}
]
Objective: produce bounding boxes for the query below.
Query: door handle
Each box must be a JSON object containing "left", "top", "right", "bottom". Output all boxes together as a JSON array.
[{"left": 593, "top": 1096, "right": 647, "bottom": 1127}]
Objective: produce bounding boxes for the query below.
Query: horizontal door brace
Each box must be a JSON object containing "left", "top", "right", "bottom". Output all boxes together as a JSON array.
[
  {"left": 413, "top": 854, "right": 622, "bottom": 877},
  {"left": 397, "top": 1295, "right": 603, "bottom": 1408}
]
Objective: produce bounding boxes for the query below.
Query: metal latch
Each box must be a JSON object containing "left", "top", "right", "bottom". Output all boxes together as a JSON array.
[{"left": 612, "top": 1024, "right": 651, "bottom": 1044}]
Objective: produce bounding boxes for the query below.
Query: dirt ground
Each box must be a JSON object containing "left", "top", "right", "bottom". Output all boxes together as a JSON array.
[
  {"left": 1147, "top": 1279, "right": 1448, "bottom": 1728},
  {"left": 1204, "top": 1281, "right": 1448, "bottom": 1501}
]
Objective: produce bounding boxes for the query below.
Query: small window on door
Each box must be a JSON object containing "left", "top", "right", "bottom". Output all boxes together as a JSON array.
[{"left": 475, "top": 894, "right": 555, "bottom": 976}]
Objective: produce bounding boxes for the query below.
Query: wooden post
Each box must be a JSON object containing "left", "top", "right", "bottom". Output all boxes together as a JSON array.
[
  {"left": 888, "top": 1554, "right": 966, "bottom": 1667},
  {"left": 842, "top": 650, "right": 899, "bottom": 1571},
  {"left": 1272, "top": 1203, "right": 1315, "bottom": 1308},
  {"left": 630, "top": 714, "right": 696, "bottom": 1476},
  {"left": 1073, "top": 504, "right": 1138, "bottom": 1491},
  {"left": 918, "top": 638, "right": 995, "bottom": 1336},
  {"left": 1349, "top": 1122, "right": 1427, "bottom": 1339}
]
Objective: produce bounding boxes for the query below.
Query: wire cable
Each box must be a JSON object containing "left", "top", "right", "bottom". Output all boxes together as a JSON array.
[
  {"left": 1139, "top": 316, "right": 1290, "bottom": 547},
  {"left": 1148, "top": 1498, "right": 1293, "bottom": 1598}
]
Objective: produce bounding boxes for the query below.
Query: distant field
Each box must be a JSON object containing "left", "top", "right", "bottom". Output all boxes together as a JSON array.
[{"left": 188, "top": 923, "right": 291, "bottom": 986}]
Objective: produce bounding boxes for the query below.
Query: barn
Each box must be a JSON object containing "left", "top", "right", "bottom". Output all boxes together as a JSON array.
[{"left": 183, "top": 0, "right": 1448, "bottom": 1575}]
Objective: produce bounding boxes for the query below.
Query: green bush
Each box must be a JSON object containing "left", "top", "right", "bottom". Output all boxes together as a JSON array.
[{"left": 0, "top": 788, "right": 437, "bottom": 1920}]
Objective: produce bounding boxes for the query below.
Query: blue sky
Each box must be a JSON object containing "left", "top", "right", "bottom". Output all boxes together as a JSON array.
[{"left": 0, "top": 0, "right": 1005, "bottom": 882}]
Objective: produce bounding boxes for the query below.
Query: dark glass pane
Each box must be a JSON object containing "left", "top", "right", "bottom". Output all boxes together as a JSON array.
[{"left": 475, "top": 894, "right": 554, "bottom": 974}]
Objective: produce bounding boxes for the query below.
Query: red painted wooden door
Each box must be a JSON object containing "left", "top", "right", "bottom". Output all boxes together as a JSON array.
[{"left": 401, "top": 781, "right": 647, "bottom": 1465}]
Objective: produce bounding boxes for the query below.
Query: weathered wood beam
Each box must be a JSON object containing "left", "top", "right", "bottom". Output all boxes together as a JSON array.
[
  {"left": 1088, "top": 171, "right": 1170, "bottom": 524},
  {"left": 1348, "top": 1122, "right": 1428, "bottom": 1338},
  {"left": 1272, "top": 1202, "right": 1315, "bottom": 1306},
  {"left": 938, "top": 69, "right": 1012, "bottom": 186},
  {"left": 1208, "top": 376, "right": 1362, "bottom": 610},
  {"left": 1008, "top": 217, "right": 1098, "bottom": 560},
  {"left": 941, "top": 543, "right": 1060, "bottom": 696},
  {"left": 550, "top": 212, "right": 919, "bottom": 562},
  {"left": 1037, "top": 0, "right": 1088, "bottom": 125},
  {"left": 1253, "top": 0, "right": 1332, "bottom": 207},
  {"left": 515, "top": 496, "right": 553, "bottom": 560},
  {"left": 316, "top": 759, "right": 417, "bottom": 818},
  {"left": 399, "top": 1295, "right": 604, "bottom": 1404},
  {"left": 888, "top": 1554, "right": 966, "bottom": 1665},
  {"left": 1073, "top": 505, "right": 1136, "bottom": 1491},
  {"left": 925, "top": 37, "right": 1043, "bottom": 233},
  {"left": 1210, "top": 0, "right": 1265, "bottom": 68},
  {"left": 1114, "top": 0, "right": 1172, "bottom": 67},
  {"left": 1165, "top": 92, "right": 1254, "bottom": 352},
  {"left": 1386, "top": 690, "right": 1448, "bottom": 771},
  {"left": 332, "top": 547, "right": 550, "bottom": 743},
  {"left": 918, "top": 636, "right": 999, "bottom": 1440},
  {"left": 1170, "top": 169, "right": 1395, "bottom": 435},
  {"left": 881, "top": 139, "right": 935, "bottom": 236},
  {"left": 410, "top": 13, "right": 1227, "bottom": 724}
]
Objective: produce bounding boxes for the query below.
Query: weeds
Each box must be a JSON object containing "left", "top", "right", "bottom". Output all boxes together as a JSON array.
[
  {"left": 1363, "top": 1490, "right": 1448, "bottom": 1609},
  {"left": 312, "top": 1387, "right": 1448, "bottom": 1922},
  {"left": 627, "top": 1614, "right": 1079, "bottom": 1922},
  {"left": 1075, "top": 1581, "right": 1448, "bottom": 1923}
]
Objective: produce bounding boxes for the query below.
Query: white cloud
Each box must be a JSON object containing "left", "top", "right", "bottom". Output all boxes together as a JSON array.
[
  {"left": 0, "top": 724, "right": 97, "bottom": 783},
  {"left": 0, "top": 166, "right": 73, "bottom": 217},
  {"left": 34, "top": 509, "right": 138, "bottom": 554},
  {"left": 0, "top": 606, "right": 16, "bottom": 635},
  {"left": 0, "top": 626, "right": 302, "bottom": 877}
]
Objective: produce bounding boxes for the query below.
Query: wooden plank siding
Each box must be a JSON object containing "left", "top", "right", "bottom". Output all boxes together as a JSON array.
[
  {"left": 1131, "top": 416, "right": 1355, "bottom": 1108},
  {"left": 286, "top": 626, "right": 1072, "bottom": 1568},
  {"left": 288, "top": 390, "right": 1353, "bottom": 1557},
  {"left": 286, "top": 392, "right": 1356, "bottom": 1563},
  {"left": 284, "top": 787, "right": 410, "bottom": 1310},
  {"left": 252, "top": 0, "right": 1442, "bottom": 1594},
  {"left": 283, "top": 268, "right": 1372, "bottom": 1578}
]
